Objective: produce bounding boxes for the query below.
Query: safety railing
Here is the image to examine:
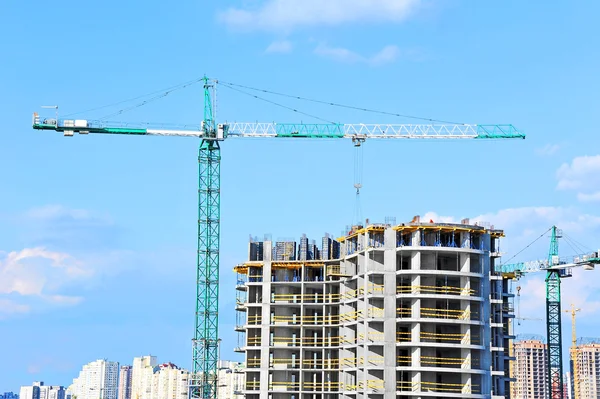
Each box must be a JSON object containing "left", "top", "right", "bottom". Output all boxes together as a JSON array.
[
  {"left": 270, "top": 336, "right": 300, "bottom": 346},
  {"left": 397, "top": 381, "right": 480, "bottom": 394},
  {"left": 270, "top": 290, "right": 359, "bottom": 304},
  {"left": 248, "top": 274, "right": 263, "bottom": 282},
  {"left": 397, "top": 307, "right": 479, "bottom": 321},
  {"left": 346, "top": 380, "right": 385, "bottom": 391},
  {"left": 322, "top": 357, "right": 358, "bottom": 368},
  {"left": 366, "top": 355, "right": 385, "bottom": 365},
  {"left": 366, "top": 283, "right": 384, "bottom": 295},
  {"left": 301, "top": 358, "right": 323, "bottom": 368},
  {"left": 421, "top": 307, "right": 478, "bottom": 320},
  {"left": 367, "top": 308, "right": 385, "bottom": 318},
  {"left": 396, "top": 331, "right": 480, "bottom": 345},
  {"left": 397, "top": 355, "right": 479, "bottom": 368},
  {"left": 270, "top": 311, "right": 361, "bottom": 325},
  {"left": 341, "top": 287, "right": 364, "bottom": 300},
  {"left": 359, "top": 331, "right": 385, "bottom": 342},
  {"left": 397, "top": 285, "right": 476, "bottom": 297},
  {"left": 246, "top": 336, "right": 261, "bottom": 346},
  {"left": 326, "top": 265, "right": 347, "bottom": 276},
  {"left": 269, "top": 335, "right": 357, "bottom": 347},
  {"left": 247, "top": 315, "right": 262, "bottom": 325},
  {"left": 302, "top": 381, "right": 344, "bottom": 391},
  {"left": 303, "top": 336, "right": 354, "bottom": 346},
  {"left": 247, "top": 358, "right": 261, "bottom": 367},
  {"left": 245, "top": 381, "right": 261, "bottom": 390},
  {"left": 397, "top": 307, "right": 412, "bottom": 317},
  {"left": 270, "top": 358, "right": 300, "bottom": 368},
  {"left": 268, "top": 381, "right": 300, "bottom": 391}
]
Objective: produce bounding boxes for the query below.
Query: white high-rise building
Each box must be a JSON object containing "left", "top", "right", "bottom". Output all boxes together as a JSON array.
[
  {"left": 150, "top": 363, "right": 189, "bottom": 399},
  {"left": 118, "top": 366, "right": 133, "bottom": 399},
  {"left": 40, "top": 385, "right": 66, "bottom": 399},
  {"left": 216, "top": 361, "right": 244, "bottom": 399},
  {"left": 131, "top": 356, "right": 157, "bottom": 399},
  {"left": 20, "top": 383, "right": 41, "bottom": 399},
  {"left": 69, "top": 359, "right": 119, "bottom": 399},
  {"left": 511, "top": 340, "right": 548, "bottom": 398},
  {"left": 20, "top": 383, "right": 65, "bottom": 399},
  {"left": 573, "top": 343, "right": 600, "bottom": 398}
]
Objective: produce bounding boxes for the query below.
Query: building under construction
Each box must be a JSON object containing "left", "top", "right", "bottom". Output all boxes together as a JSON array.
[{"left": 234, "top": 217, "right": 515, "bottom": 399}]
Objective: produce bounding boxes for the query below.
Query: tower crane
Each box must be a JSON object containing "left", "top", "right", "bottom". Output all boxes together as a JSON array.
[
  {"left": 32, "top": 76, "right": 526, "bottom": 399},
  {"left": 565, "top": 304, "right": 582, "bottom": 399},
  {"left": 497, "top": 226, "right": 600, "bottom": 399}
]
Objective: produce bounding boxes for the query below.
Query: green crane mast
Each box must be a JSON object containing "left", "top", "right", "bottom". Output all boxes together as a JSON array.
[
  {"left": 32, "top": 77, "right": 526, "bottom": 399},
  {"left": 546, "top": 226, "right": 564, "bottom": 399},
  {"left": 498, "top": 226, "right": 600, "bottom": 399}
]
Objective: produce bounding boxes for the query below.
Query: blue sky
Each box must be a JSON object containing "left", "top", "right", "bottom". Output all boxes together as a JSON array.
[{"left": 2, "top": 0, "right": 600, "bottom": 391}]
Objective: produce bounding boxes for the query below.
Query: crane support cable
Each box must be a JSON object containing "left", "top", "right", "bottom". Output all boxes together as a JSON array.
[
  {"left": 219, "top": 83, "right": 337, "bottom": 124},
  {"left": 218, "top": 80, "right": 465, "bottom": 124},
  {"left": 64, "top": 77, "right": 205, "bottom": 118},
  {"left": 563, "top": 233, "right": 591, "bottom": 254},
  {"left": 99, "top": 78, "right": 203, "bottom": 120},
  {"left": 500, "top": 227, "right": 553, "bottom": 266}
]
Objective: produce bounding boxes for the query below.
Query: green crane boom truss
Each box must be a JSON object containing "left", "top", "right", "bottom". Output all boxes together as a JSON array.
[{"left": 32, "top": 77, "right": 526, "bottom": 399}]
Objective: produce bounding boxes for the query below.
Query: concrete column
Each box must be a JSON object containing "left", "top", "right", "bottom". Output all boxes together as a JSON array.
[
  {"left": 383, "top": 228, "right": 397, "bottom": 398},
  {"left": 259, "top": 241, "right": 272, "bottom": 399},
  {"left": 480, "top": 249, "right": 492, "bottom": 398}
]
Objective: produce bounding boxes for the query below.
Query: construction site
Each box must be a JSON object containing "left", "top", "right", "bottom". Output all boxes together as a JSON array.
[
  {"left": 31, "top": 78, "right": 600, "bottom": 399},
  {"left": 233, "top": 218, "right": 515, "bottom": 399}
]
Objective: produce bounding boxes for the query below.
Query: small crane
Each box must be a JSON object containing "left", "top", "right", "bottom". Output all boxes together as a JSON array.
[
  {"left": 565, "top": 304, "right": 582, "bottom": 399},
  {"left": 498, "top": 226, "right": 600, "bottom": 399},
  {"left": 33, "top": 77, "right": 526, "bottom": 399}
]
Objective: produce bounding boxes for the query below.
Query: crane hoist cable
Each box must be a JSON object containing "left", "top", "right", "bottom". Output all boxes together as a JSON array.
[{"left": 352, "top": 136, "right": 364, "bottom": 225}]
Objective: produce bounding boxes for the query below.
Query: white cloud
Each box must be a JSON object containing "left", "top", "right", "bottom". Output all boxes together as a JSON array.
[
  {"left": 556, "top": 155, "right": 600, "bottom": 192},
  {"left": 314, "top": 44, "right": 400, "bottom": 66},
  {"left": 535, "top": 143, "right": 560, "bottom": 156},
  {"left": 0, "top": 247, "right": 92, "bottom": 315},
  {"left": 369, "top": 45, "right": 401, "bottom": 66},
  {"left": 577, "top": 191, "right": 600, "bottom": 202},
  {"left": 218, "top": 0, "right": 421, "bottom": 32},
  {"left": 25, "top": 204, "right": 113, "bottom": 226},
  {"left": 0, "top": 299, "right": 30, "bottom": 319},
  {"left": 265, "top": 40, "right": 293, "bottom": 54},
  {"left": 417, "top": 206, "right": 600, "bottom": 258},
  {"left": 26, "top": 204, "right": 92, "bottom": 221},
  {"left": 421, "top": 211, "right": 456, "bottom": 224}
]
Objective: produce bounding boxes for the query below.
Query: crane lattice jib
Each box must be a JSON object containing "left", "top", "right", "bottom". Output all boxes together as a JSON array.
[
  {"left": 31, "top": 79, "right": 526, "bottom": 399},
  {"left": 32, "top": 118, "right": 525, "bottom": 140}
]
